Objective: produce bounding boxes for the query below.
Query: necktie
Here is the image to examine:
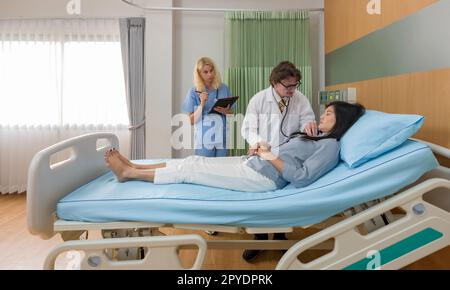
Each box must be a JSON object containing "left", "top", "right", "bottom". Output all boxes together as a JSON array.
[{"left": 278, "top": 98, "right": 287, "bottom": 113}]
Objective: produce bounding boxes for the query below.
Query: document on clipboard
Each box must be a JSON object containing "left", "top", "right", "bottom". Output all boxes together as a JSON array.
[{"left": 209, "top": 96, "right": 239, "bottom": 114}]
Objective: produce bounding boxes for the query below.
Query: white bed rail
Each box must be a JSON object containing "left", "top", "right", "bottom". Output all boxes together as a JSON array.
[
  {"left": 411, "top": 138, "right": 450, "bottom": 159},
  {"left": 276, "top": 177, "right": 450, "bottom": 270},
  {"left": 43, "top": 234, "right": 206, "bottom": 270},
  {"left": 27, "top": 133, "right": 119, "bottom": 239}
]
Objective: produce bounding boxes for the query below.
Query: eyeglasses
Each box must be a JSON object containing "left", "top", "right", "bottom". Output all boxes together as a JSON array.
[{"left": 279, "top": 81, "right": 301, "bottom": 90}]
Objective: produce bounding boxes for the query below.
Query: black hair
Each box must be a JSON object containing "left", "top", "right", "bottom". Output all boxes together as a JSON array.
[{"left": 291, "top": 101, "right": 366, "bottom": 141}]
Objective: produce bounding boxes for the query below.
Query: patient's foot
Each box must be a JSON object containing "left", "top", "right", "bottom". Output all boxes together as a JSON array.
[
  {"left": 112, "top": 149, "right": 165, "bottom": 170},
  {"left": 111, "top": 148, "right": 153, "bottom": 170},
  {"left": 106, "top": 150, "right": 133, "bottom": 182},
  {"left": 113, "top": 149, "right": 136, "bottom": 168},
  {"left": 104, "top": 149, "right": 113, "bottom": 167}
]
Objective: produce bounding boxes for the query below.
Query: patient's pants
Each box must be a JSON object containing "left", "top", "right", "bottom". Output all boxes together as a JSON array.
[{"left": 154, "top": 156, "right": 277, "bottom": 192}]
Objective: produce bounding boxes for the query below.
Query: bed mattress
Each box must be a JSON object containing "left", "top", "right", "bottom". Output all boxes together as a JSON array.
[{"left": 57, "top": 140, "right": 438, "bottom": 227}]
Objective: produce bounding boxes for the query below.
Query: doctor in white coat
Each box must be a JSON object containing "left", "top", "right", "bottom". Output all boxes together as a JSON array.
[
  {"left": 240, "top": 60, "right": 317, "bottom": 262},
  {"left": 241, "top": 61, "right": 317, "bottom": 156}
]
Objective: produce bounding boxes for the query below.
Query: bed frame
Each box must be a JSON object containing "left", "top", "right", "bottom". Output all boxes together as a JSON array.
[{"left": 27, "top": 133, "right": 450, "bottom": 270}]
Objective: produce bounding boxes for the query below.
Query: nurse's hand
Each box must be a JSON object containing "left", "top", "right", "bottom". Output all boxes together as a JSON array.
[
  {"left": 304, "top": 121, "right": 318, "bottom": 137},
  {"left": 199, "top": 92, "right": 209, "bottom": 106},
  {"left": 214, "top": 105, "right": 232, "bottom": 115}
]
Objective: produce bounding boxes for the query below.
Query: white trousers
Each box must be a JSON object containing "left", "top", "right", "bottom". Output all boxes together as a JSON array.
[{"left": 154, "top": 156, "right": 277, "bottom": 192}]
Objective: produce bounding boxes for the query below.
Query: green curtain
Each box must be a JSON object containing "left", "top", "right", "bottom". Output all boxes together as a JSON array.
[{"left": 224, "top": 11, "right": 312, "bottom": 156}]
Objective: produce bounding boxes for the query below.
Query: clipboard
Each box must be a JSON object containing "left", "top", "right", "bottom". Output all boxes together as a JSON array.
[{"left": 209, "top": 96, "right": 239, "bottom": 114}]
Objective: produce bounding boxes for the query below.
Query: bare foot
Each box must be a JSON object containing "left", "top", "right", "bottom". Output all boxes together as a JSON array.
[
  {"left": 113, "top": 149, "right": 136, "bottom": 168},
  {"left": 106, "top": 151, "right": 133, "bottom": 182},
  {"left": 112, "top": 148, "right": 164, "bottom": 170},
  {"left": 104, "top": 149, "right": 113, "bottom": 167}
]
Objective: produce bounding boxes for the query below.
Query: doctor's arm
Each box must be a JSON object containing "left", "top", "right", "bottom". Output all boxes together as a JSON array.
[
  {"left": 299, "top": 98, "right": 318, "bottom": 136},
  {"left": 241, "top": 101, "right": 265, "bottom": 154}
]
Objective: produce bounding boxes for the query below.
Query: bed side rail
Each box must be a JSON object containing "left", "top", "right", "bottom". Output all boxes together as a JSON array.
[
  {"left": 27, "top": 133, "right": 119, "bottom": 240},
  {"left": 43, "top": 234, "right": 206, "bottom": 270},
  {"left": 411, "top": 138, "right": 450, "bottom": 160},
  {"left": 276, "top": 178, "right": 450, "bottom": 270}
]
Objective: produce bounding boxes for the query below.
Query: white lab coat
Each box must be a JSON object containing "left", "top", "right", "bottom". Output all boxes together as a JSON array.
[{"left": 241, "top": 86, "right": 316, "bottom": 148}]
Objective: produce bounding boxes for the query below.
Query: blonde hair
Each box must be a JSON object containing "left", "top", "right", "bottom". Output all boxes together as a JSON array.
[{"left": 193, "top": 57, "right": 222, "bottom": 92}]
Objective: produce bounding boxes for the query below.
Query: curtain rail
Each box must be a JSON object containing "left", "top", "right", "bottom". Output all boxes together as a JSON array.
[{"left": 121, "top": 0, "right": 324, "bottom": 13}]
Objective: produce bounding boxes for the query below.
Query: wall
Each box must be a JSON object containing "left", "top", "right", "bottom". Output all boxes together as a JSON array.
[
  {"left": 325, "top": 0, "right": 450, "bottom": 149},
  {"left": 325, "top": 0, "right": 437, "bottom": 53},
  {"left": 0, "top": 0, "right": 325, "bottom": 158}
]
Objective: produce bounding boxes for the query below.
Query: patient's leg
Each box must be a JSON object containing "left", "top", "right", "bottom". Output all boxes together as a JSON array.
[
  {"left": 153, "top": 155, "right": 277, "bottom": 192},
  {"left": 113, "top": 149, "right": 166, "bottom": 170}
]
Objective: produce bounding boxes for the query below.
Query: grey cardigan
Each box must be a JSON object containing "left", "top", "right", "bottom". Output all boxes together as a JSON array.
[{"left": 245, "top": 137, "right": 340, "bottom": 189}]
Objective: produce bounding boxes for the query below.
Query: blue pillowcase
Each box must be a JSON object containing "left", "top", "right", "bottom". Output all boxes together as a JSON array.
[{"left": 340, "top": 110, "right": 424, "bottom": 168}]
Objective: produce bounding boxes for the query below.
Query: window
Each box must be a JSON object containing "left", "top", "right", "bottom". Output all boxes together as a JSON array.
[
  {"left": 0, "top": 19, "right": 130, "bottom": 194},
  {"left": 0, "top": 19, "right": 129, "bottom": 126}
]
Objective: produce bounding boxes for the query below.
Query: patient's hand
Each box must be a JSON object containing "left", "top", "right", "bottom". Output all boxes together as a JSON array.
[
  {"left": 247, "top": 141, "right": 271, "bottom": 156},
  {"left": 258, "top": 141, "right": 271, "bottom": 151},
  {"left": 256, "top": 144, "right": 276, "bottom": 161},
  {"left": 247, "top": 142, "right": 258, "bottom": 156}
]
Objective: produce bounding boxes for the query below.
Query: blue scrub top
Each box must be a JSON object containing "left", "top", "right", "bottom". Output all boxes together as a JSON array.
[{"left": 182, "top": 83, "right": 234, "bottom": 149}]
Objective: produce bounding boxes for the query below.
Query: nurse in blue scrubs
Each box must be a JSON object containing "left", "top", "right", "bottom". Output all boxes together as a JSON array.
[{"left": 183, "top": 57, "right": 234, "bottom": 157}]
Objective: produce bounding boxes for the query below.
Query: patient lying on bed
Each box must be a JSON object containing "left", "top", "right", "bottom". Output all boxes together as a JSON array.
[{"left": 105, "top": 101, "right": 365, "bottom": 192}]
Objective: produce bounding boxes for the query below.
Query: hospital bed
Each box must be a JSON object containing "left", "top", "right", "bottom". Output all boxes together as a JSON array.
[{"left": 27, "top": 133, "right": 450, "bottom": 270}]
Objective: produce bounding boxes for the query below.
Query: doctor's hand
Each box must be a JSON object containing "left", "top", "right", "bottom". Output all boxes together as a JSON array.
[{"left": 304, "top": 121, "right": 318, "bottom": 137}]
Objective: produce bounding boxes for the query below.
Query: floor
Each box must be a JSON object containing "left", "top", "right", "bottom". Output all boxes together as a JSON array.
[{"left": 1, "top": 194, "right": 449, "bottom": 270}]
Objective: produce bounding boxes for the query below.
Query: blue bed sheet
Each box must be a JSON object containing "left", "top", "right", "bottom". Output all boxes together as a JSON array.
[{"left": 57, "top": 140, "right": 438, "bottom": 227}]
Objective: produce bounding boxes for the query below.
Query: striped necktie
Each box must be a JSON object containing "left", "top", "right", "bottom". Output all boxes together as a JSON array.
[{"left": 278, "top": 98, "right": 287, "bottom": 113}]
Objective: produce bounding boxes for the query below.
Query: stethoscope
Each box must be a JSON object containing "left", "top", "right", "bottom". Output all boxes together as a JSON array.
[
  {"left": 270, "top": 87, "right": 319, "bottom": 149},
  {"left": 271, "top": 87, "right": 291, "bottom": 139},
  {"left": 245, "top": 88, "right": 303, "bottom": 159}
]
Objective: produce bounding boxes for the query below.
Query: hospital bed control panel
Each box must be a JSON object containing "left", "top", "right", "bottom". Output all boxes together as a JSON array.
[
  {"left": 319, "top": 88, "right": 357, "bottom": 104},
  {"left": 319, "top": 88, "right": 357, "bottom": 114}
]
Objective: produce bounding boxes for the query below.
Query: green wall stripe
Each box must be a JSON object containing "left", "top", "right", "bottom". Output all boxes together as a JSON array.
[
  {"left": 326, "top": 0, "right": 450, "bottom": 86},
  {"left": 343, "top": 228, "right": 443, "bottom": 270}
]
